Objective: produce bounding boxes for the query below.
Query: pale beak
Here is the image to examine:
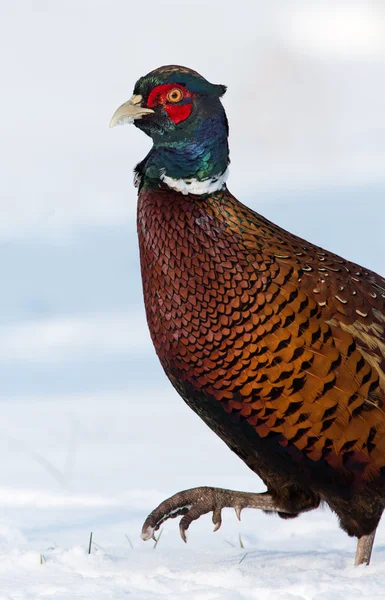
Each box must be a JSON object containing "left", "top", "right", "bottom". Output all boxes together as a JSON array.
[{"left": 109, "top": 95, "right": 154, "bottom": 128}]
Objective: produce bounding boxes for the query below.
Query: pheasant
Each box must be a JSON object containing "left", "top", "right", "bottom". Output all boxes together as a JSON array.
[{"left": 111, "top": 65, "right": 385, "bottom": 566}]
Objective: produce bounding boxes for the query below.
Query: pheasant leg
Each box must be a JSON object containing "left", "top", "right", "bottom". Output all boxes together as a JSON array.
[
  {"left": 354, "top": 530, "right": 376, "bottom": 566},
  {"left": 141, "top": 486, "right": 300, "bottom": 543}
]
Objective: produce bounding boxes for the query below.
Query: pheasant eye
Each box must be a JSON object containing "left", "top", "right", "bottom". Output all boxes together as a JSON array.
[{"left": 167, "top": 88, "right": 183, "bottom": 103}]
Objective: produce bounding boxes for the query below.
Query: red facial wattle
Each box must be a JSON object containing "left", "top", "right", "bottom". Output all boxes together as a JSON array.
[{"left": 147, "top": 83, "right": 193, "bottom": 124}]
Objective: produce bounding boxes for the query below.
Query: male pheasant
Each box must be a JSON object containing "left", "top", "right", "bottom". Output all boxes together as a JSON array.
[{"left": 111, "top": 65, "right": 385, "bottom": 565}]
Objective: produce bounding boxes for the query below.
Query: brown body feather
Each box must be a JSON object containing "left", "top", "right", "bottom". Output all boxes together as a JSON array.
[{"left": 138, "top": 185, "right": 385, "bottom": 538}]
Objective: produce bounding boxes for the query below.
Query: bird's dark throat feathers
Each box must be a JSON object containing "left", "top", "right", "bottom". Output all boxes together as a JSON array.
[{"left": 133, "top": 67, "right": 230, "bottom": 191}]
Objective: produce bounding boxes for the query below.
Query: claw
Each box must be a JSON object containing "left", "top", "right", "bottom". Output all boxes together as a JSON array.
[
  {"left": 141, "top": 525, "right": 154, "bottom": 541},
  {"left": 179, "top": 522, "right": 188, "bottom": 543},
  {"left": 235, "top": 506, "right": 242, "bottom": 521},
  {"left": 212, "top": 507, "right": 222, "bottom": 532}
]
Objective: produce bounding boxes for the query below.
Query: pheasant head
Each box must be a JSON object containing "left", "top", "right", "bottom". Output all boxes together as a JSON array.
[{"left": 110, "top": 65, "right": 230, "bottom": 194}]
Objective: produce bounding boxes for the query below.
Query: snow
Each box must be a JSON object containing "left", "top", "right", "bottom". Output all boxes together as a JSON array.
[{"left": 3, "top": 546, "right": 385, "bottom": 600}]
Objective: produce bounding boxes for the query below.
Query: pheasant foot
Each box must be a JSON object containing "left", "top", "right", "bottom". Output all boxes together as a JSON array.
[{"left": 141, "top": 486, "right": 297, "bottom": 543}]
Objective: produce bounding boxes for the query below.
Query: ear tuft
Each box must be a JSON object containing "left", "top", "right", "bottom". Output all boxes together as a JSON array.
[{"left": 214, "top": 84, "right": 227, "bottom": 97}]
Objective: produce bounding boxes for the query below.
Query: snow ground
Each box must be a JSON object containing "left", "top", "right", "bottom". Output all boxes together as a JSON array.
[{"left": 3, "top": 545, "right": 385, "bottom": 600}]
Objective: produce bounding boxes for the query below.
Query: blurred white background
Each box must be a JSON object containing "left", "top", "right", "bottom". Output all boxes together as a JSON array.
[{"left": 0, "top": 0, "right": 384, "bottom": 553}]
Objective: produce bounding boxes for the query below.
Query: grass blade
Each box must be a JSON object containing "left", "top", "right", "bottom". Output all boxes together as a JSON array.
[
  {"left": 239, "top": 552, "right": 249, "bottom": 564},
  {"left": 153, "top": 529, "right": 163, "bottom": 549}
]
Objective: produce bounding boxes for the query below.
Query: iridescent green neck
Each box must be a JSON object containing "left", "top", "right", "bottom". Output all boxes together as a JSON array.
[{"left": 136, "top": 102, "right": 230, "bottom": 190}]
